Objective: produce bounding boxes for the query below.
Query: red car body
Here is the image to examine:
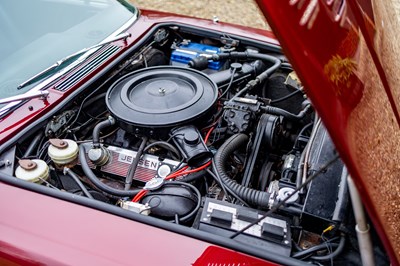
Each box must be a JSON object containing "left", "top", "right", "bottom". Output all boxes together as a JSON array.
[
  {"left": 0, "top": 9, "right": 285, "bottom": 266},
  {"left": 1, "top": 0, "right": 399, "bottom": 265}
]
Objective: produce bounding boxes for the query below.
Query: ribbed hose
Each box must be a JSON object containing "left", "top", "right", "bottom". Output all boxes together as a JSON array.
[
  {"left": 213, "top": 133, "right": 270, "bottom": 207},
  {"left": 79, "top": 145, "right": 141, "bottom": 197}
]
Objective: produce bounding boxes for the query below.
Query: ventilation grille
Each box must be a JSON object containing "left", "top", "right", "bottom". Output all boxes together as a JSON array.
[{"left": 55, "top": 45, "right": 121, "bottom": 92}]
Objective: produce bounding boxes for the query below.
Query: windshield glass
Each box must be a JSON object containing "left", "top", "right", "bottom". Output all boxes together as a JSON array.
[{"left": 0, "top": 0, "right": 137, "bottom": 100}]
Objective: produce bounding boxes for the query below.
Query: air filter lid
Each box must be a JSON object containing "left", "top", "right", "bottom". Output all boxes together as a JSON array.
[{"left": 106, "top": 66, "right": 217, "bottom": 135}]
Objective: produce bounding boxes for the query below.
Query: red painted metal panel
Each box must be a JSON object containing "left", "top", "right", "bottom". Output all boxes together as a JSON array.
[
  {"left": 256, "top": 0, "right": 400, "bottom": 263},
  {"left": 0, "top": 183, "right": 273, "bottom": 265}
]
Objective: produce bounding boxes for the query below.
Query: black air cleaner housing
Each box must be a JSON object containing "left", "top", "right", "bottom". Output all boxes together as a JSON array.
[{"left": 106, "top": 66, "right": 218, "bottom": 138}]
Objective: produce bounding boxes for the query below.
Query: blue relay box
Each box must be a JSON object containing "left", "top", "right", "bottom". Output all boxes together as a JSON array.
[{"left": 171, "top": 42, "right": 223, "bottom": 70}]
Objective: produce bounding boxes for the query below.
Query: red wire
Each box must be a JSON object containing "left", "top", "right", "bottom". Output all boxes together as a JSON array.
[
  {"left": 132, "top": 190, "right": 143, "bottom": 202},
  {"left": 174, "top": 165, "right": 189, "bottom": 174},
  {"left": 204, "top": 126, "right": 215, "bottom": 144},
  {"left": 132, "top": 189, "right": 148, "bottom": 202},
  {"left": 165, "top": 161, "right": 212, "bottom": 181},
  {"left": 131, "top": 165, "right": 188, "bottom": 202},
  {"left": 132, "top": 161, "right": 212, "bottom": 202}
]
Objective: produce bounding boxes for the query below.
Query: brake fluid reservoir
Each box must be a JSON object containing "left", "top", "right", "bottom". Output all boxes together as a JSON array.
[
  {"left": 48, "top": 139, "right": 78, "bottom": 167},
  {"left": 15, "top": 159, "right": 49, "bottom": 183}
]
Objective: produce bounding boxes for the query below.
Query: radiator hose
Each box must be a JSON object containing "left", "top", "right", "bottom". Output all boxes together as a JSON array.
[{"left": 213, "top": 133, "right": 270, "bottom": 207}]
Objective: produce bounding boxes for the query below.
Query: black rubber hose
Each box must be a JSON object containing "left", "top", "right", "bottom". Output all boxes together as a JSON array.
[
  {"left": 64, "top": 167, "right": 94, "bottom": 199},
  {"left": 247, "top": 53, "right": 281, "bottom": 84},
  {"left": 215, "top": 52, "right": 280, "bottom": 79},
  {"left": 24, "top": 131, "right": 43, "bottom": 158},
  {"left": 79, "top": 145, "right": 141, "bottom": 197},
  {"left": 144, "top": 141, "right": 181, "bottom": 160},
  {"left": 261, "top": 104, "right": 311, "bottom": 121},
  {"left": 215, "top": 51, "right": 281, "bottom": 83},
  {"left": 125, "top": 136, "right": 148, "bottom": 190},
  {"left": 271, "top": 89, "right": 302, "bottom": 104},
  {"left": 213, "top": 133, "right": 270, "bottom": 207},
  {"left": 207, "top": 168, "right": 250, "bottom": 207},
  {"left": 92, "top": 116, "right": 115, "bottom": 148},
  {"left": 310, "top": 235, "right": 346, "bottom": 261},
  {"left": 82, "top": 92, "right": 106, "bottom": 109},
  {"left": 212, "top": 52, "right": 281, "bottom": 99},
  {"left": 232, "top": 83, "right": 254, "bottom": 99},
  {"left": 205, "top": 168, "right": 231, "bottom": 201},
  {"left": 180, "top": 170, "right": 206, "bottom": 183}
]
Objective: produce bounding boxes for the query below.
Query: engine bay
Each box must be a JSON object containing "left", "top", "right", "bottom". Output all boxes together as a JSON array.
[{"left": 2, "top": 25, "right": 389, "bottom": 265}]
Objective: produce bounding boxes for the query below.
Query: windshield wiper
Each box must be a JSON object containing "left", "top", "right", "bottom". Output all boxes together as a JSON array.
[
  {"left": 0, "top": 90, "right": 50, "bottom": 119},
  {"left": 0, "top": 90, "right": 49, "bottom": 105},
  {"left": 17, "top": 32, "right": 131, "bottom": 90}
]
